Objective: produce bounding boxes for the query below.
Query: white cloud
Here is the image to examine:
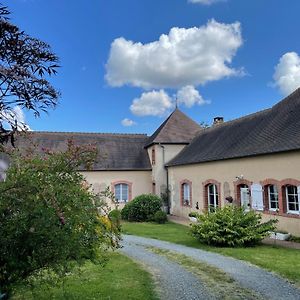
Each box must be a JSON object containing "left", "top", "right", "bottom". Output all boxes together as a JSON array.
[
  {"left": 106, "top": 19, "right": 243, "bottom": 89},
  {"left": 177, "top": 85, "right": 210, "bottom": 108},
  {"left": 188, "top": 0, "right": 224, "bottom": 5},
  {"left": 273, "top": 52, "right": 300, "bottom": 96},
  {"left": 130, "top": 90, "right": 174, "bottom": 117},
  {"left": 121, "top": 118, "right": 136, "bottom": 127},
  {"left": 1, "top": 106, "right": 31, "bottom": 130}
]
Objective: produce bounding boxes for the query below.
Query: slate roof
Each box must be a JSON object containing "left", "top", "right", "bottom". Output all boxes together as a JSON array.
[
  {"left": 145, "top": 108, "right": 202, "bottom": 148},
  {"left": 168, "top": 88, "right": 300, "bottom": 167},
  {"left": 14, "top": 132, "right": 152, "bottom": 171}
]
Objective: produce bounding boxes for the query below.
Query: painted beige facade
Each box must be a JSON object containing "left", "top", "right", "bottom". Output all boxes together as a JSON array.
[
  {"left": 147, "top": 144, "right": 186, "bottom": 196},
  {"left": 82, "top": 170, "right": 152, "bottom": 209},
  {"left": 168, "top": 151, "right": 300, "bottom": 236}
]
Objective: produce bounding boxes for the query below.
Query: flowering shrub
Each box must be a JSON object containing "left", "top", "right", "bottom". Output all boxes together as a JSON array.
[
  {"left": 190, "top": 206, "right": 277, "bottom": 247},
  {"left": 0, "top": 142, "right": 120, "bottom": 297}
]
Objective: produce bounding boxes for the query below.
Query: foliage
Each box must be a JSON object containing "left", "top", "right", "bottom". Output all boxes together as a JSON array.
[
  {"left": 0, "top": 4, "right": 59, "bottom": 145},
  {"left": 160, "top": 189, "right": 170, "bottom": 207},
  {"left": 0, "top": 142, "right": 120, "bottom": 297},
  {"left": 121, "top": 203, "right": 130, "bottom": 220},
  {"left": 287, "top": 235, "right": 300, "bottom": 243},
  {"left": 190, "top": 206, "right": 278, "bottom": 247},
  {"left": 188, "top": 212, "right": 198, "bottom": 218},
  {"left": 121, "top": 194, "right": 162, "bottom": 222},
  {"left": 108, "top": 209, "right": 122, "bottom": 231},
  {"left": 153, "top": 210, "right": 168, "bottom": 224}
]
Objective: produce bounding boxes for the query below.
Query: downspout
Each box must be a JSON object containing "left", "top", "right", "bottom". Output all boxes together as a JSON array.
[
  {"left": 159, "top": 144, "right": 170, "bottom": 213},
  {"left": 166, "top": 165, "right": 170, "bottom": 214}
]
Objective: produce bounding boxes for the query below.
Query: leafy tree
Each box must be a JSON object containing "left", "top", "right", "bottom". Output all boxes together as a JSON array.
[
  {"left": 0, "top": 4, "right": 60, "bottom": 145},
  {"left": 0, "top": 142, "right": 120, "bottom": 298}
]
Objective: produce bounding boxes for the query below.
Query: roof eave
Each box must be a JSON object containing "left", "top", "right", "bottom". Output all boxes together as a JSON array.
[{"left": 166, "top": 148, "right": 300, "bottom": 168}]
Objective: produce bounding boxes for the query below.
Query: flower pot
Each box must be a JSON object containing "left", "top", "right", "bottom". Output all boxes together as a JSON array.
[{"left": 269, "top": 232, "right": 291, "bottom": 241}]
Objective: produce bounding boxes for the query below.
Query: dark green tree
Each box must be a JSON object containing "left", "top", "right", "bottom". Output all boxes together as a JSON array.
[{"left": 0, "top": 4, "right": 59, "bottom": 145}]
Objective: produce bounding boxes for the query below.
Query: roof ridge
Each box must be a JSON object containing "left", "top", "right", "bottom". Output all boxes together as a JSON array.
[
  {"left": 28, "top": 131, "right": 148, "bottom": 137},
  {"left": 196, "top": 107, "right": 271, "bottom": 136}
]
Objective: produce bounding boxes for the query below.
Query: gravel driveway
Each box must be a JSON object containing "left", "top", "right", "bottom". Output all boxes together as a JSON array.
[{"left": 121, "top": 235, "right": 300, "bottom": 300}]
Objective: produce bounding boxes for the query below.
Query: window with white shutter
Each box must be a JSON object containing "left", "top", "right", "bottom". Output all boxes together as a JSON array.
[{"left": 251, "top": 184, "right": 264, "bottom": 211}]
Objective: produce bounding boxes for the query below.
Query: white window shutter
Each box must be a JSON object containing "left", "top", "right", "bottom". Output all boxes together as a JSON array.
[{"left": 251, "top": 184, "right": 264, "bottom": 211}]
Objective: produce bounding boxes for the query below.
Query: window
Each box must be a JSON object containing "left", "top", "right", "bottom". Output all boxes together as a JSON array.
[
  {"left": 151, "top": 148, "right": 155, "bottom": 165},
  {"left": 182, "top": 183, "right": 191, "bottom": 206},
  {"left": 285, "top": 185, "right": 299, "bottom": 214},
  {"left": 268, "top": 185, "right": 279, "bottom": 211},
  {"left": 152, "top": 182, "right": 156, "bottom": 194},
  {"left": 115, "top": 183, "right": 129, "bottom": 203},
  {"left": 208, "top": 184, "right": 218, "bottom": 211}
]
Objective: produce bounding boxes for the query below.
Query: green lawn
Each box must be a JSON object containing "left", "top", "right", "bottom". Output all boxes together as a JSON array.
[
  {"left": 12, "top": 252, "right": 159, "bottom": 300},
  {"left": 122, "top": 221, "right": 300, "bottom": 287}
]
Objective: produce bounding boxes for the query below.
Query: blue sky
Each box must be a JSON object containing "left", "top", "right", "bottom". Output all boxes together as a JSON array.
[{"left": 5, "top": 0, "right": 300, "bottom": 134}]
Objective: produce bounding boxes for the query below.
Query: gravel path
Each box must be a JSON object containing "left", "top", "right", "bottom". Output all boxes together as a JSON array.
[
  {"left": 121, "top": 242, "right": 214, "bottom": 300},
  {"left": 122, "top": 235, "right": 300, "bottom": 300}
]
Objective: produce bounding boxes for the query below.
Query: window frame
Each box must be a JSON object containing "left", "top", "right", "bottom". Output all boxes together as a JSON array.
[
  {"left": 207, "top": 183, "right": 219, "bottom": 212},
  {"left": 180, "top": 180, "right": 192, "bottom": 207},
  {"left": 182, "top": 183, "right": 190, "bottom": 205},
  {"left": 112, "top": 181, "right": 132, "bottom": 203},
  {"left": 285, "top": 185, "right": 299, "bottom": 214},
  {"left": 267, "top": 185, "right": 279, "bottom": 211}
]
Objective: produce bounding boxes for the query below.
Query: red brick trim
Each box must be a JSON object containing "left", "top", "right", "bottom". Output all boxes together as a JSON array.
[
  {"left": 260, "top": 179, "right": 281, "bottom": 212},
  {"left": 180, "top": 179, "right": 192, "bottom": 207},
  {"left": 202, "top": 179, "right": 221, "bottom": 211},
  {"left": 280, "top": 178, "right": 300, "bottom": 187},
  {"left": 233, "top": 179, "right": 252, "bottom": 206},
  {"left": 280, "top": 179, "right": 300, "bottom": 215},
  {"left": 111, "top": 180, "right": 133, "bottom": 202}
]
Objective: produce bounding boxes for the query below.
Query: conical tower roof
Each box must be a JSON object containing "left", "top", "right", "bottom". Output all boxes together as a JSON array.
[{"left": 145, "top": 108, "right": 201, "bottom": 148}]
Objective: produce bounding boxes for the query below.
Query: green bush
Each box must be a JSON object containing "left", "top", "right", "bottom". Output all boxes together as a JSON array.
[
  {"left": 121, "top": 194, "right": 162, "bottom": 222},
  {"left": 109, "top": 209, "right": 121, "bottom": 222},
  {"left": 188, "top": 212, "right": 198, "bottom": 218},
  {"left": 153, "top": 210, "right": 168, "bottom": 224},
  {"left": 121, "top": 204, "right": 130, "bottom": 220},
  {"left": 190, "top": 206, "right": 278, "bottom": 247},
  {"left": 108, "top": 209, "right": 121, "bottom": 231}
]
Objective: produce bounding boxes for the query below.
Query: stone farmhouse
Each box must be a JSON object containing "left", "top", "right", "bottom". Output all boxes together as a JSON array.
[{"left": 3, "top": 88, "right": 300, "bottom": 236}]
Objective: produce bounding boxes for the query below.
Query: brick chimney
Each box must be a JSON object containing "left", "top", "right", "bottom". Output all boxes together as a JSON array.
[{"left": 213, "top": 117, "right": 224, "bottom": 126}]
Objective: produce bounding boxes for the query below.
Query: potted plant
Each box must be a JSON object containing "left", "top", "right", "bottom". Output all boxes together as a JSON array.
[
  {"left": 270, "top": 230, "right": 291, "bottom": 241},
  {"left": 188, "top": 212, "right": 198, "bottom": 222}
]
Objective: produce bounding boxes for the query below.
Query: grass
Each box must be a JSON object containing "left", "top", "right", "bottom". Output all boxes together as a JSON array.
[
  {"left": 122, "top": 221, "right": 300, "bottom": 287},
  {"left": 11, "top": 252, "right": 159, "bottom": 300},
  {"left": 148, "top": 247, "right": 262, "bottom": 300}
]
